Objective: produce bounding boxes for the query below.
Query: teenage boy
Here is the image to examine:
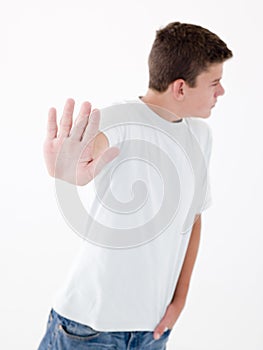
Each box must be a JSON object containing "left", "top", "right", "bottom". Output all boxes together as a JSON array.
[{"left": 38, "top": 21, "right": 232, "bottom": 350}]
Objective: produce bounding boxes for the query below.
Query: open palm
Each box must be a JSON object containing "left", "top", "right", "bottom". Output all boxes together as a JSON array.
[{"left": 43, "top": 98, "right": 119, "bottom": 186}]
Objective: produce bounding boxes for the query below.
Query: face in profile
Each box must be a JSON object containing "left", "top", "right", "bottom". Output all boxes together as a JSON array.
[{"left": 184, "top": 63, "right": 225, "bottom": 118}]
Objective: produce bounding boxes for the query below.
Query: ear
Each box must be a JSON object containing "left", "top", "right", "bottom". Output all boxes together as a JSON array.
[{"left": 171, "top": 79, "right": 186, "bottom": 101}]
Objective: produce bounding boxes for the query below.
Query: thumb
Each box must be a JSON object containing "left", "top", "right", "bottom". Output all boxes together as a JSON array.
[
  {"left": 153, "top": 324, "right": 169, "bottom": 340},
  {"left": 91, "top": 146, "right": 120, "bottom": 177}
]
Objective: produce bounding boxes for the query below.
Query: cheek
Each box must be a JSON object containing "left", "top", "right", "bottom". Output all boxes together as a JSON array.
[
  {"left": 198, "top": 93, "right": 213, "bottom": 108},
  {"left": 187, "top": 89, "right": 213, "bottom": 112}
]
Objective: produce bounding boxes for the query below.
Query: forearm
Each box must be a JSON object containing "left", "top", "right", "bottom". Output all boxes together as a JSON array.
[{"left": 171, "top": 214, "right": 202, "bottom": 306}]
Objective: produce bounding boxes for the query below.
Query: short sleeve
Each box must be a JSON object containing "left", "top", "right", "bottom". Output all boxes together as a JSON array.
[
  {"left": 197, "top": 126, "right": 213, "bottom": 214},
  {"left": 198, "top": 172, "right": 212, "bottom": 213},
  {"left": 102, "top": 126, "right": 123, "bottom": 148},
  {"left": 99, "top": 106, "right": 126, "bottom": 148}
]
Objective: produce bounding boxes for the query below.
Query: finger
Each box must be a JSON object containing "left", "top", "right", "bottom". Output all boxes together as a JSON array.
[
  {"left": 58, "top": 98, "right": 75, "bottom": 138},
  {"left": 70, "top": 117, "right": 89, "bottom": 141},
  {"left": 46, "top": 107, "right": 58, "bottom": 140},
  {"left": 153, "top": 324, "right": 169, "bottom": 340},
  {"left": 74, "top": 101, "right": 92, "bottom": 126},
  {"left": 153, "top": 330, "right": 161, "bottom": 340},
  {"left": 71, "top": 102, "right": 92, "bottom": 141},
  {"left": 81, "top": 108, "right": 101, "bottom": 149}
]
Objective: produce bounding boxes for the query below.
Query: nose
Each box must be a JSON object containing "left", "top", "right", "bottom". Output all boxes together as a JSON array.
[{"left": 215, "top": 83, "right": 225, "bottom": 97}]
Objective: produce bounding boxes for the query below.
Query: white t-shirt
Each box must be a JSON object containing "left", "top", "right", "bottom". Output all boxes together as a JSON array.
[{"left": 52, "top": 98, "right": 212, "bottom": 331}]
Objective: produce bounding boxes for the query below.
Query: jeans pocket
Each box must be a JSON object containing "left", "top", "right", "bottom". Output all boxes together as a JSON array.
[
  {"left": 58, "top": 321, "right": 101, "bottom": 341},
  {"left": 46, "top": 309, "right": 54, "bottom": 329},
  {"left": 163, "top": 328, "right": 172, "bottom": 336}
]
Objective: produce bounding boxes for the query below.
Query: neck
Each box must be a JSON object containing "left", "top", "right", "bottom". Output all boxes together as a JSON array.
[{"left": 140, "top": 90, "right": 184, "bottom": 122}]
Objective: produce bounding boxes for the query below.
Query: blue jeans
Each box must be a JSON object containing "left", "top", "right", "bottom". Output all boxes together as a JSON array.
[{"left": 37, "top": 309, "right": 172, "bottom": 350}]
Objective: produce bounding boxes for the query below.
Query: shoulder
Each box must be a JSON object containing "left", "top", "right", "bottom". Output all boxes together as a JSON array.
[
  {"left": 186, "top": 117, "right": 212, "bottom": 135},
  {"left": 185, "top": 117, "right": 212, "bottom": 146},
  {"left": 185, "top": 117, "right": 213, "bottom": 164}
]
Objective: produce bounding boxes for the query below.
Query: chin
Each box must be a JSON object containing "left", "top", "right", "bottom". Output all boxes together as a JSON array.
[
  {"left": 195, "top": 113, "right": 211, "bottom": 119},
  {"left": 201, "top": 110, "right": 212, "bottom": 118}
]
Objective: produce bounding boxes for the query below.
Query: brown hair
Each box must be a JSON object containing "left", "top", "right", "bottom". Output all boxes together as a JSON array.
[{"left": 148, "top": 22, "right": 233, "bottom": 92}]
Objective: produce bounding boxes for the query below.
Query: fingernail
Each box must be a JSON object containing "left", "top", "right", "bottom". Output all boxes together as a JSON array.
[{"left": 155, "top": 333, "right": 161, "bottom": 340}]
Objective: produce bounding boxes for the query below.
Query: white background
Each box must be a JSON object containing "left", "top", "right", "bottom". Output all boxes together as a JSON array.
[{"left": 1, "top": 0, "right": 263, "bottom": 349}]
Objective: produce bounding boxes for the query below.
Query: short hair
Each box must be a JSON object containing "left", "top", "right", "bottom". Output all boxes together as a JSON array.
[{"left": 148, "top": 22, "right": 233, "bottom": 91}]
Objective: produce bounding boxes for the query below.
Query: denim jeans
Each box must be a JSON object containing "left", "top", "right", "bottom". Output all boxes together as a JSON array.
[{"left": 37, "top": 309, "right": 172, "bottom": 350}]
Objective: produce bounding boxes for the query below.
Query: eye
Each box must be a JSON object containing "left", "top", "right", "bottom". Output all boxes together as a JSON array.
[{"left": 211, "top": 79, "right": 222, "bottom": 87}]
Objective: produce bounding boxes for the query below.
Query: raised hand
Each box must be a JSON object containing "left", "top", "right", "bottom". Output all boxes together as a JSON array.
[{"left": 43, "top": 98, "right": 120, "bottom": 186}]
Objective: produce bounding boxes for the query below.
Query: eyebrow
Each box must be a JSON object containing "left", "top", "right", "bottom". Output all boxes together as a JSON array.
[{"left": 211, "top": 78, "right": 222, "bottom": 83}]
